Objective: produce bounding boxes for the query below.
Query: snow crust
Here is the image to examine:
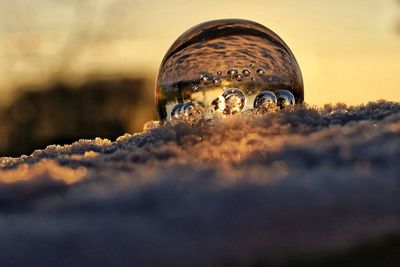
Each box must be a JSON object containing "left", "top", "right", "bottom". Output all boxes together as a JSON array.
[{"left": 0, "top": 101, "right": 399, "bottom": 266}]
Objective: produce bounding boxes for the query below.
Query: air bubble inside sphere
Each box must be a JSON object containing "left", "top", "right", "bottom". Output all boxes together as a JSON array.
[{"left": 156, "top": 19, "right": 304, "bottom": 122}]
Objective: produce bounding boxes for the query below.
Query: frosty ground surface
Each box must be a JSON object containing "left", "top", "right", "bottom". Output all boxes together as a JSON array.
[{"left": 0, "top": 101, "right": 399, "bottom": 266}]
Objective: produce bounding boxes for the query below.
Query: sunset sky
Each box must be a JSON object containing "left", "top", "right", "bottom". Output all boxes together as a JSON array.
[{"left": 0, "top": 0, "right": 399, "bottom": 105}]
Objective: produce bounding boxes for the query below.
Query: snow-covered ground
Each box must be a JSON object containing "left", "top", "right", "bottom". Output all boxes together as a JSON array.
[{"left": 0, "top": 101, "right": 399, "bottom": 266}]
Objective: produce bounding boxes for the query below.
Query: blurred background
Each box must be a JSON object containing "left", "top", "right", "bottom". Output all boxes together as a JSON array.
[{"left": 0, "top": 0, "right": 399, "bottom": 156}]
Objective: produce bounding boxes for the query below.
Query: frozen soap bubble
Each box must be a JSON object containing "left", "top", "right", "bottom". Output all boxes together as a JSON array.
[{"left": 156, "top": 19, "right": 304, "bottom": 122}]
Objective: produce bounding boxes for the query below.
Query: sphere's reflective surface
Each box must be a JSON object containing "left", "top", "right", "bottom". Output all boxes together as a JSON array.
[{"left": 156, "top": 19, "right": 304, "bottom": 122}]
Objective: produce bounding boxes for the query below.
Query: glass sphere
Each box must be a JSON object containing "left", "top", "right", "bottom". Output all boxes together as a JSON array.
[{"left": 156, "top": 19, "right": 304, "bottom": 122}]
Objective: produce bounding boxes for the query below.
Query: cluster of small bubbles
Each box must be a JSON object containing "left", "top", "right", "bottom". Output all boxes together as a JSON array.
[
  {"left": 254, "top": 91, "right": 278, "bottom": 112},
  {"left": 227, "top": 68, "right": 238, "bottom": 79},
  {"left": 242, "top": 69, "right": 251, "bottom": 77},
  {"left": 275, "top": 89, "right": 296, "bottom": 109},
  {"left": 234, "top": 73, "right": 244, "bottom": 82},
  {"left": 212, "top": 77, "right": 222, "bottom": 87},
  {"left": 256, "top": 68, "right": 266, "bottom": 75},
  {"left": 191, "top": 65, "right": 270, "bottom": 93},
  {"left": 192, "top": 84, "right": 200, "bottom": 92}
]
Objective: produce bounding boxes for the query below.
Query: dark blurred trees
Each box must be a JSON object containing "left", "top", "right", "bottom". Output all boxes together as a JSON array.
[
  {"left": 0, "top": 1, "right": 157, "bottom": 156},
  {"left": 0, "top": 78, "right": 156, "bottom": 156}
]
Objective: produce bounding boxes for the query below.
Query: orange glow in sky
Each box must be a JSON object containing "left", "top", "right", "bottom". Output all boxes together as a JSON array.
[{"left": 0, "top": 0, "right": 399, "bottom": 105}]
